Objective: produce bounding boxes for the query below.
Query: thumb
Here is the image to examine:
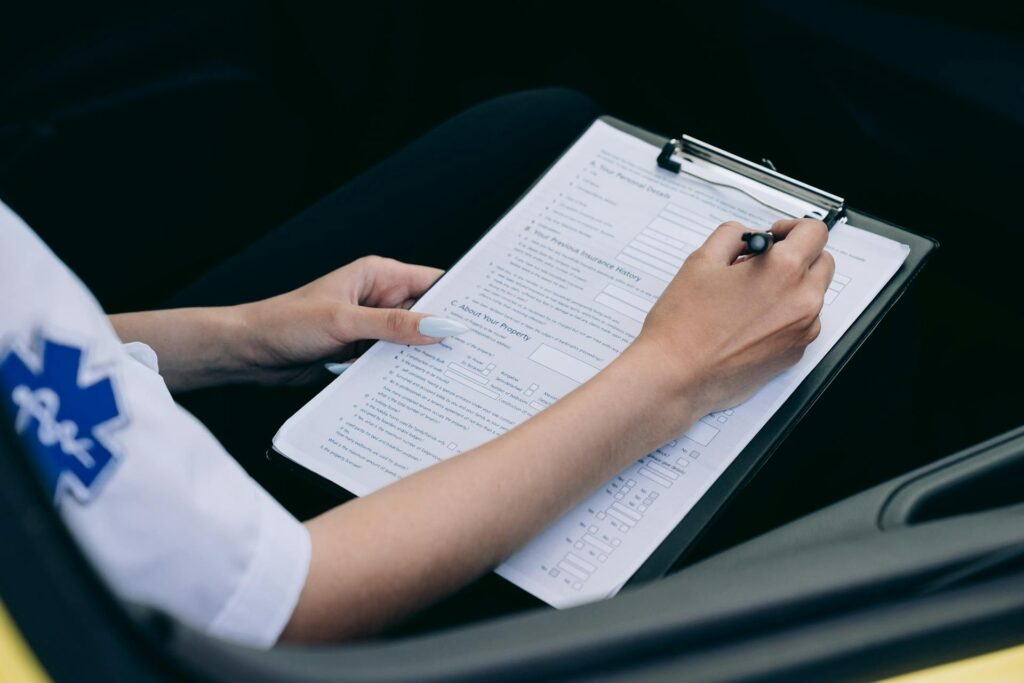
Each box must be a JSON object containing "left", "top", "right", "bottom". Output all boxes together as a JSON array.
[{"left": 344, "top": 306, "right": 469, "bottom": 345}]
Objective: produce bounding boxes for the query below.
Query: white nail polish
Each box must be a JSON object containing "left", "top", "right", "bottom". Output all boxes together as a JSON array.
[
  {"left": 325, "top": 362, "right": 353, "bottom": 375},
  {"left": 418, "top": 317, "right": 470, "bottom": 337}
]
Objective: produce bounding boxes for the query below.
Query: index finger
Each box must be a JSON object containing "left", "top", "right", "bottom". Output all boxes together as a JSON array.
[
  {"left": 698, "top": 221, "right": 751, "bottom": 264},
  {"left": 770, "top": 218, "right": 829, "bottom": 267},
  {"left": 362, "top": 258, "right": 445, "bottom": 305},
  {"left": 393, "top": 262, "right": 445, "bottom": 298}
]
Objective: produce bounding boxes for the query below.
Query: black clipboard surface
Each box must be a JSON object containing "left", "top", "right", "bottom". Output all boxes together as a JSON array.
[{"left": 268, "top": 115, "right": 937, "bottom": 593}]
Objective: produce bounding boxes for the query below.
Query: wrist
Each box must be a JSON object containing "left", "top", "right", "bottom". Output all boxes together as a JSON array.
[
  {"left": 230, "top": 301, "right": 281, "bottom": 382},
  {"left": 109, "top": 306, "right": 257, "bottom": 391},
  {"left": 187, "top": 305, "right": 259, "bottom": 384},
  {"left": 609, "top": 339, "right": 707, "bottom": 436}
]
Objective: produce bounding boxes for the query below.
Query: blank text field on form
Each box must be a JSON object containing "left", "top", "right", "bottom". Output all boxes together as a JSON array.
[
  {"left": 594, "top": 284, "right": 653, "bottom": 323},
  {"left": 660, "top": 204, "right": 718, "bottom": 236},
  {"left": 684, "top": 420, "right": 719, "bottom": 446},
  {"left": 444, "top": 370, "right": 500, "bottom": 399},
  {"left": 529, "top": 344, "right": 599, "bottom": 384}
]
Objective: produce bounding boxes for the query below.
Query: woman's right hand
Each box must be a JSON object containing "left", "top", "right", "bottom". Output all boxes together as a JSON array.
[{"left": 629, "top": 217, "right": 835, "bottom": 419}]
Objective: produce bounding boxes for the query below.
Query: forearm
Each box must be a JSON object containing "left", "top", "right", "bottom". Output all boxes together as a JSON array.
[
  {"left": 109, "top": 308, "right": 255, "bottom": 391},
  {"left": 283, "top": 341, "right": 698, "bottom": 642}
]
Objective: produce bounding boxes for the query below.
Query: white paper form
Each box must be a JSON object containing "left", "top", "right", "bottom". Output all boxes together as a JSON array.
[{"left": 273, "top": 120, "right": 910, "bottom": 607}]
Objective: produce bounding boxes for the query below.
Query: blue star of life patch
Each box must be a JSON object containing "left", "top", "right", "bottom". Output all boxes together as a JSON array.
[{"left": 0, "top": 335, "right": 125, "bottom": 503}]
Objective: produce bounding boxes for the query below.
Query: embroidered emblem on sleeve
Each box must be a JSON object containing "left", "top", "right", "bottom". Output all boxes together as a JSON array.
[{"left": 0, "top": 337, "right": 125, "bottom": 504}]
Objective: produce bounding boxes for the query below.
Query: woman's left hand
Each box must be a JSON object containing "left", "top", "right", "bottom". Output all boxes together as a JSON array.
[
  {"left": 238, "top": 256, "right": 461, "bottom": 385},
  {"left": 111, "top": 256, "right": 465, "bottom": 391}
]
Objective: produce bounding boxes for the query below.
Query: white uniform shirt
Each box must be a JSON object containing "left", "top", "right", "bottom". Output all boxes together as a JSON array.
[{"left": 0, "top": 200, "right": 310, "bottom": 648}]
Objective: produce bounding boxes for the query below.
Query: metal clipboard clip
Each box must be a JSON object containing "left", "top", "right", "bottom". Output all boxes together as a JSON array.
[{"left": 657, "top": 135, "right": 846, "bottom": 228}]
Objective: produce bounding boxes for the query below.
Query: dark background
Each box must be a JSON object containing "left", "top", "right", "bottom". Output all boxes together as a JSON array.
[{"left": 1, "top": 2, "right": 1022, "bottom": 564}]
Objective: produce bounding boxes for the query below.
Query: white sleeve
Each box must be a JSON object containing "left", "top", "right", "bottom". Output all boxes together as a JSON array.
[
  {"left": 64, "top": 351, "right": 312, "bottom": 648},
  {"left": 0, "top": 201, "right": 311, "bottom": 648}
]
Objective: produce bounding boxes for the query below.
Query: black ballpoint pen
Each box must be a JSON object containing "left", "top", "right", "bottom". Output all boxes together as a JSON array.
[{"left": 740, "top": 207, "right": 844, "bottom": 256}]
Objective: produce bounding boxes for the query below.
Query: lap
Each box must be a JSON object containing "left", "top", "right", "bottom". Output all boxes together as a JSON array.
[
  {"left": 168, "top": 88, "right": 600, "bottom": 308},
  {"left": 170, "top": 88, "right": 600, "bottom": 520}
]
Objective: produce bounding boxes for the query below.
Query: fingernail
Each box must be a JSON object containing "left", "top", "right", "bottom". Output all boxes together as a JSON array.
[
  {"left": 418, "top": 317, "right": 469, "bottom": 338},
  {"left": 325, "top": 362, "right": 353, "bottom": 375}
]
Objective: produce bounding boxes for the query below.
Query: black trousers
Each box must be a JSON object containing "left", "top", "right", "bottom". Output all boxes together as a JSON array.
[
  {"left": 169, "top": 88, "right": 600, "bottom": 307},
  {"left": 171, "top": 88, "right": 601, "bottom": 520}
]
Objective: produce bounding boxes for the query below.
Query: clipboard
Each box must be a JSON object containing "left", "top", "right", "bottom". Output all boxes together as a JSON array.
[
  {"left": 609, "top": 117, "right": 938, "bottom": 583},
  {"left": 267, "top": 115, "right": 937, "bottom": 595}
]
